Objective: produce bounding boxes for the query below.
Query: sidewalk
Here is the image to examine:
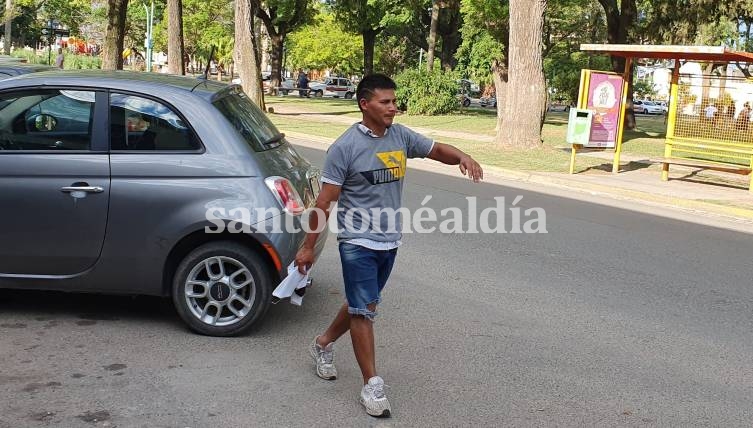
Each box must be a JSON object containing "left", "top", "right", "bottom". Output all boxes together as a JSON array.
[
  {"left": 269, "top": 97, "right": 753, "bottom": 227},
  {"left": 285, "top": 128, "right": 753, "bottom": 227}
]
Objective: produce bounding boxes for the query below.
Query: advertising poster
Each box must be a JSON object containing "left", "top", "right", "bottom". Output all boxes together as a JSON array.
[{"left": 586, "top": 72, "right": 625, "bottom": 148}]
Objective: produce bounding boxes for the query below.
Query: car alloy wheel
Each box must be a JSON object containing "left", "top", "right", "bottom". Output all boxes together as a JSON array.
[
  {"left": 314, "top": 90, "right": 323, "bottom": 97},
  {"left": 173, "top": 241, "right": 271, "bottom": 336}
]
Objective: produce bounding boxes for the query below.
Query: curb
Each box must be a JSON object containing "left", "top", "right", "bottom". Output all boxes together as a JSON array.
[{"left": 284, "top": 131, "right": 753, "bottom": 223}]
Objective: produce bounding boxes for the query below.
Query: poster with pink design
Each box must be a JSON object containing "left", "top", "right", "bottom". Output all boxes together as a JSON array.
[{"left": 586, "top": 72, "right": 625, "bottom": 148}]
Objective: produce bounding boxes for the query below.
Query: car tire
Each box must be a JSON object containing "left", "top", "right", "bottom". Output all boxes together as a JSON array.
[
  {"left": 314, "top": 90, "right": 323, "bottom": 98},
  {"left": 564, "top": 106, "right": 570, "bottom": 112},
  {"left": 281, "top": 90, "right": 288, "bottom": 96},
  {"left": 462, "top": 98, "right": 471, "bottom": 107},
  {"left": 643, "top": 108, "right": 648, "bottom": 114},
  {"left": 172, "top": 241, "right": 272, "bottom": 337},
  {"left": 344, "top": 92, "right": 353, "bottom": 99}
]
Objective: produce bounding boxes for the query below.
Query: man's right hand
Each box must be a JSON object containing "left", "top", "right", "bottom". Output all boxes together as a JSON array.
[{"left": 295, "top": 246, "right": 315, "bottom": 274}]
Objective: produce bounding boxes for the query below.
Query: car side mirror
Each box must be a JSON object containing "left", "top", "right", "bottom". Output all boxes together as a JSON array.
[{"left": 33, "top": 114, "right": 57, "bottom": 132}]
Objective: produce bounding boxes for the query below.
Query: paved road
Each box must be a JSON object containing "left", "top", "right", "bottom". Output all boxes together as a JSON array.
[{"left": 1, "top": 144, "right": 752, "bottom": 427}]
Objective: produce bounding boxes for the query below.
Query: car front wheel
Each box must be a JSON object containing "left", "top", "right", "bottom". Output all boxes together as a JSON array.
[
  {"left": 172, "top": 241, "right": 272, "bottom": 336},
  {"left": 314, "top": 90, "right": 323, "bottom": 97},
  {"left": 462, "top": 98, "right": 471, "bottom": 107},
  {"left": 344, "top": 92, "right": 353, "bottom": 99}
]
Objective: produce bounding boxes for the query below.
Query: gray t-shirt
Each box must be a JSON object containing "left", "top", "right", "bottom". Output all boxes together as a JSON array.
[{"left": 321, "top": 123, "right": 434, "bottom": 243}]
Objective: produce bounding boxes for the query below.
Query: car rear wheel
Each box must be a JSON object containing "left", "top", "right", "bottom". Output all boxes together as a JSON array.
[
  {"left": 172, "top": 241, "right": 272, "bottom": 336},
  {"left": 462, "top": 98, "right": 471, "bottom": 107},
  {"left": 344, "top": 92, "right": 353, "bottom": 99}
]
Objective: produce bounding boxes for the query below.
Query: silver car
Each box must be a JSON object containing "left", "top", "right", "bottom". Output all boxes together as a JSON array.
[{"left": 0, "top": 71, "right": 326, "bottom": 336}]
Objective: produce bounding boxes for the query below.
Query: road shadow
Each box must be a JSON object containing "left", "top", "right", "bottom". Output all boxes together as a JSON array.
[
  {"left": 670, "top": 170, "right": 750, "bottom": 191},
  {"left": 578, "top": 160, "right": 654, "bottom": 174},
  {"left": 0, "top": 289, "right": 182, "bottom": 328}
]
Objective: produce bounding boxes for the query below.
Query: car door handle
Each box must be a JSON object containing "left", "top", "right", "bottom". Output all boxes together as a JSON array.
[{"left": 60, "top": 186, "right": 104, "bottom": 193}]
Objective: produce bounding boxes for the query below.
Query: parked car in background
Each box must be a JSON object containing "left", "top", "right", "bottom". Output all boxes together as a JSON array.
[
  {"left": 458, "top": 92, "right": 472, "bottom": 107},
  {"left": 480, "top": 95, "right": 497, "bottom": 108},
  {"left": 308, "top": 77, "right": 355, "bottom": 98},
  {"left": 633, "top": 100, "right": 664, "bottom": 115},
  {"left": 279, "top": 78, "right": 296, "bottom": 95},
  {"left": 231, "top": 72, "right": 272, "bottom": 92},
  {"left": 548, "top": 102, "right": 572, "bottom": 112},
  {"left": 457, "top": 79, "right": 479, "bottom": 107},
  {"left": 0, "top": 71, "right": 327, "bottom": 337}
]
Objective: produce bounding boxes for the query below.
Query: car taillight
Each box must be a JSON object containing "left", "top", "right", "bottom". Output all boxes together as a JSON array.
[{"left": 265, "top": 176, "right": 304, "bottom": 215}]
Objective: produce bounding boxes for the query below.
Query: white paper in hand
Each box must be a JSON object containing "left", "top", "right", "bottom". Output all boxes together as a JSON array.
[{"left": 272, "top": 262, "right": 309, "bottom": 305}]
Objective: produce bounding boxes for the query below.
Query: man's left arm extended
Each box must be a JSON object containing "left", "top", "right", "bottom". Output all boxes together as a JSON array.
[{"left": 427, "top": 142, "right": 484, "bottom": 183}]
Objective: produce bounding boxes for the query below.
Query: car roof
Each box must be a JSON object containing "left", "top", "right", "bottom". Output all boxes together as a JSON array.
[{"left": 0, "top": 70, "right": 233, "bottom": 101}]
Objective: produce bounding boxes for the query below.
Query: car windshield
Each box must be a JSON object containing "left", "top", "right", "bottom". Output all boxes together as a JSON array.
[
  {"left": 213, "top": 87, "right": 282, "bottom": 152},
  {"left": 644, "top": 101, "right": 656, "bottom": 106}
]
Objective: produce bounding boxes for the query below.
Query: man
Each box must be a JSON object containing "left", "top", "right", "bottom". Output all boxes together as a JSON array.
[
  {"left": 295, "top": 73, "right": 483, "bottom": 417},
  {"left": 55, "top": 48, "right": 64, "bottom": 69},
  {"left": 297, "top": 69, "right": 309, "bottom": 97},
  {"left": 704, "top": 103, "right": 718, "bottom": 125}
]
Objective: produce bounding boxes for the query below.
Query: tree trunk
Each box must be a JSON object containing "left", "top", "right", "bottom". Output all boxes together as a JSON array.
[
  {"left": 426, "top": 0, "right": 439, "bottom": 72},
  {"left": 4, "top": 0, "right": 11, "bottom": 55},
  {"left": 102, "top": 0, "right": 129, "bottom": 70},
  {"left": 599, "top": 0, "right": 637, "bottom": 129},
  {"left": 497, "top": 0, "right": 546, "bottom": 148},
  {"left": 167, "top": 0, "right": 185, "bottom": 75},
  {"left": 492, "top": 59, "right": 508, "bottom": 132},
  {"left": 439, "top": 0, "right": 461, "bottom": 71},
  {"left": 234, "top": 0, "right": 265, "bottom": 109},
  {"left": 268, "top": 33, "right": 284, "bottom": 95},
  {"left": 440, "top": 25, "right": 460, "bottom": 71},
  {"left": 363, "top": 29, "right": 378, "bottom": 75}
]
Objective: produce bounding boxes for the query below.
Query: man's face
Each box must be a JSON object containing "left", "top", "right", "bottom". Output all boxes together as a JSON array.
[{"left": 359, "top": 88, "right": 398, "bottom": 128}]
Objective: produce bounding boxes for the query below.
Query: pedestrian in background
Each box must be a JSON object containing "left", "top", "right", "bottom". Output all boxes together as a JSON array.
[
  {"left": 297, "top": 69, "right": 309, "bottom": 97},
  {"left": 54, "top": 48, "right": 64, "bottom": 69},
  {"left": 736, "top": 102, "right": 751, "bottom": 131}
]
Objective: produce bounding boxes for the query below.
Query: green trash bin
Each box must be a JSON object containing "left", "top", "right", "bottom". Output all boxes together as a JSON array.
[{"left": 566, "top": 108, "right": 593, "bottom": 145}]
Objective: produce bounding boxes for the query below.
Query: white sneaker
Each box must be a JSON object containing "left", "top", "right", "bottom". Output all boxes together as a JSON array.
[
  {"left": 309, "top": 336, "right": 337, "bottom": 380},
  {"left": 360, "top": 376, "right": 391, "bottom": 417}
]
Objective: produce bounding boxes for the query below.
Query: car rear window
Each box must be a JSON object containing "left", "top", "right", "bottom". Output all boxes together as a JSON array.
[{"left": 213, "top": 88, "right": 283, "bottom": 152}]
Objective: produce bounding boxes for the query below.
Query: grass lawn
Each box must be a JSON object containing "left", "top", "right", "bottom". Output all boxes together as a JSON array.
[{"left": 266, "top": 96, "right": 668, "bottom": 172}]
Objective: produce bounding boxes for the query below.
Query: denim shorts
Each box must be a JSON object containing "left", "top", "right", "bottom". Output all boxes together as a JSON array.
[{"left": 339, "top": 242, "right": 397, "bottom": 321}]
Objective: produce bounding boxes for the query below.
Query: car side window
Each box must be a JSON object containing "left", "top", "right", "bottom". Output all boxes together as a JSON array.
[
  {"left": 0, "top": 89, "right": 94, "bottom": 151},
  {"left": 110, "top": 93, "right": 200, "bottom": 151}
]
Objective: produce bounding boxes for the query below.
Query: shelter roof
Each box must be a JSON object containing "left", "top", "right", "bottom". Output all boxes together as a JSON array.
[{"left": 580, "top": 44, "right": 753, "bottom": 63}]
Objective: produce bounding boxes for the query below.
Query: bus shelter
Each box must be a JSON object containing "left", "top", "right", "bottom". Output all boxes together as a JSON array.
[{"left": 576, "top": 44, "right": 753, "bottom": 191}]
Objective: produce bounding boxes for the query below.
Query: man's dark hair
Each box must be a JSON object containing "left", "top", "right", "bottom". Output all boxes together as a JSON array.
[{"left": 356, "top": 73, "right": 397, "bottom": 108}]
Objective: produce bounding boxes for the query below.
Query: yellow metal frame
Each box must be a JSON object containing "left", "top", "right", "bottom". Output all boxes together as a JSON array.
[
  {"left": 569, "top": 65, "right": 629, "bottom": 175},
  {"left": 661, "top": 61, "right": 753, "bottom": 191},
  {"left": 612, "top": 57, "right": 632, "bottom": 173}
]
